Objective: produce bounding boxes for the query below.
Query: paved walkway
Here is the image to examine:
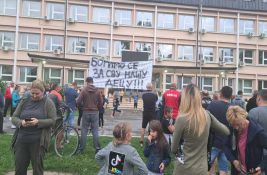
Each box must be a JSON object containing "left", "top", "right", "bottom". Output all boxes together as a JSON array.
[
  {"left": 5, "top": 171, "right": 75, "bottom": 175},
  {"left": 3, "top": 109, "right": 143, "bottom": 136}
]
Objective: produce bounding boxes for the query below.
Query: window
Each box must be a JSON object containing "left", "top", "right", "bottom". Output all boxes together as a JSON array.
[
  {"left": 259, "top": 21, "right": 267, "bottom": 35},
  {"left": 22, "top": 0, "right": 41, "bottom": 18},
  {"left": 198, "top": 77, "right": 213, "bottom": 92},
  {"left": 19, "top": 67, "right": 37, "bottom": 83},
  {"left": 0, "top": 0, "right": 16, "bottom": 16},
  {"left": 0, "top": 65, "right": 12, "bottom": 82},
  {"left": 259, "top": 51, "right": 267, "bottom": 65},
  {"left": 177, "top": 76, "right": 192, "bottom": 90},
  {"left": 114, "top": 9, "right": 132, "bottom": 26},
  {"left": 44, "top": 35, "right": 64, "bottom": 52},
  {"left": 239, "top": 20, "right": 254, "bottom": 34},
  {"left": 114, "top": 41, "right": 130, "bottom": 56},
  {"left": 258, "top": 80, "right": 267, "bottom": 90},
  {"left": 165, "top": 74, "right": 173, "bottom": 90},
  {"left": 68, "top": 37, "right": 87, "bottom": 54},
  {"left": 135, "top": 42, "right": 152, "bottom": 59},
  {"left": 92, "top": 7, "right": 110, "bottom": 24},
  {"left": 136, "top": 11, "right": 153, "bottom": 27},
  {"left": 92, "top": 39, "right": 109, "bottom": 56},
  {"left": 238, "top": 79, "right": 252, "bottom": 95},
  {"left": 0, "top": 31, "right": 15, "bottom": 49},
  {"left": 239, "top": 49, "right": 253, "bottom": 64},
  {"left": 46, "top": 3, "right": 65, "bottom": 20},
  {"left": 228, "top": 78, "right": 234, "bottom": 89},
  {"left": 201, "top": 17, "right": 215, "bottom": 32},
  {"left": 200, "top": 47, "right": 214, "bottom": 62},
  {"left": 68, "top": 69, "right": 84, "bottom": 86},
  {"left": 158, "top": 44, "right": 173, "bottom": 59},
  {"left": 20, "top": 33, "right": 40, "bottom": 51},
  {"left": 178, "top": 45, "right": 193, "bottom": 60},
  {"left": 178, "top": 15, "right": 194, "bottom": 30},
  {"left": 44, "top": 68, "right": 61, "bottom": 84},
  {"left": 69, "top": 5, "right": 88, "bottom": 22},
  {"left": 219, "top": 48, "right": 234, "bottom": 63},
  {"left": 220, "top": 18, "right": 235, "bottom": 33},
  {"left": 158, "top": 13, "right": 174, "bottom": 29}
]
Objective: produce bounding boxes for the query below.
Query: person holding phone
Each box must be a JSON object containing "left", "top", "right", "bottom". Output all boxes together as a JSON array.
[
  {"left": 225, "top": 106, "right": 267, "bottom": 175},
  {"left": 11, "top": 80, "right": 57, "bottom": 175}
]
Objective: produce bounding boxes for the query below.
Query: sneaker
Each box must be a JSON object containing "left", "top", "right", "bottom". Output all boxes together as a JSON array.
[
  {"left": 139, "top": 141, "right": 143, "bottom": 147},
  {"left": 95, "top": 148, "right": 101, "bottom": 154},
  {"left": 11, "top": 124, "right": 16, "bottom": 129},
  {"left": 9, "top": 117, "right": 12, "bottom": 121}
]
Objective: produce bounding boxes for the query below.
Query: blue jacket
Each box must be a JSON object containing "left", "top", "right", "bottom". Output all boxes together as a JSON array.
[
  {"left": 144, "top": 139, "right": 171, "bottom": 173},
  {"left": 64, "top": 87, "right": 78, "bottom": 110},
  {"left": 224, "top": 120, "right": 267, "bottom": 175},
  {"left": 12, "top": 91, "right": 20, "bottom": 108}
]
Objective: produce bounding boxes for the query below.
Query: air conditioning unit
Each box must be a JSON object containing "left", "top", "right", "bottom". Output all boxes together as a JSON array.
[
  {"left": 68, "top": 17, "right": 75, "bottom": 24},
  {"left": 44, "top": 15, "right": 50, "bottom": 21},
  {"left": 218, "top": 60, "right": 225, "bottom": 66},
  {"left": 53, "top": 49, "right": 61, "bottom": 55},
  {"left": 239, "top": 60, "right": 245, "bottom": 67},
  {"left": 113, "top": 21, "right": 119, "bottom": 27},
  {"left": 2, "top": 46, "right": 9, "bottom": 52},
  {"left": 259, "top": 33, "right": 265, "bottom": 39},
  {"left": 247, "top": 32, "right": 253, "bottom": 38},
  {"left": 188, "top": 27, "right": 194, "bottom": 33},
  {"left": 200, "top": 29, "right": 206, "bottom": 34}
]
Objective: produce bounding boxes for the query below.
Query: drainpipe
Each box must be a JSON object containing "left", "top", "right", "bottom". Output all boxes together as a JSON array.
[
  {"left": 235, "top": 13, "right": 240, "bottom": 94},
  {"left": 13, "top": 0, "right": 21, "bottom": 83}
]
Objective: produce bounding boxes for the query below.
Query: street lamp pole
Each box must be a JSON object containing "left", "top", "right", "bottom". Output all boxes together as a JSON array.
[{"left": 63, "top": 0, "right": 68, "bottom": 85}]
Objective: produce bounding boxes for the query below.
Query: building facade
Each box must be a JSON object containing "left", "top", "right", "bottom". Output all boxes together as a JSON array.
[{"left": 0, "top": 0, "right": 267, "bottom": 95}]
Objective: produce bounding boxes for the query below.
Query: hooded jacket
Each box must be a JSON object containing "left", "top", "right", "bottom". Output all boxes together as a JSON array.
[
  {"left": 224, "top": 120, "right": 267, "bottom": 175},
  {"left": 76, "top": 84, "right": 102, "bottom": 112}
]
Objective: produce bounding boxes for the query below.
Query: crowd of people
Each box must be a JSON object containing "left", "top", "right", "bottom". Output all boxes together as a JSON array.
[{"left": 0, "top": 77, "right": 267, "bottom": 175}]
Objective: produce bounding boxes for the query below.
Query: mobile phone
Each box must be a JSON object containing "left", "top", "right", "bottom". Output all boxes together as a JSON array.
[{"left": 25, "top": 118, "right": 32, "bottom": 122}]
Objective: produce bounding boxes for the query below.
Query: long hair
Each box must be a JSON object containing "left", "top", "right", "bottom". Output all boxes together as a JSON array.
[
  {"left": 112, "top": 122, "right": 132, "bottom": 146},
  {"left": 179, "top": 84, "right": 207, "bottom": 136},
  {"left": 149, "top": 120, "right": 168, "bottom": 153}
]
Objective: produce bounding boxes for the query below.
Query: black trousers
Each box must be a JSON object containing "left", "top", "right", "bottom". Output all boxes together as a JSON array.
[
  {"left": 112, "top": 106, "right": 121, "bottom": 116},
  {"left": 14, "top": 141, "right": 45, "bottom": 175},
  {"left": 3, "top": 98, "right": 13, "bottom": 117},
  {"left": 99, "top": 112, "right": 104, "bottom": 127},
  {"left": 77, "top": 106, "right": 83, "bottom": 126}
]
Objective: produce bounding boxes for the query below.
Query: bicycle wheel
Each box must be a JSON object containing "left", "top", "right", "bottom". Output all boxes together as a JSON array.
[{"left": 54, "top": 126, "right": 79, "bottom": 157}]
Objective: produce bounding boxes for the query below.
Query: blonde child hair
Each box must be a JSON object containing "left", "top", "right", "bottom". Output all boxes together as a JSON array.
[
  {"left": 226, "top": 105, "right": 248, "bottom": 124},
  {"left": 113, "top": 122, "right": 132, "bottom": 146}
]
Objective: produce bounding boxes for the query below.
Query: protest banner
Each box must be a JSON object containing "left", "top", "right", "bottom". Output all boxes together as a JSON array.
[{"left": 89, "top": 57, "right": 153, "bottom": 90}]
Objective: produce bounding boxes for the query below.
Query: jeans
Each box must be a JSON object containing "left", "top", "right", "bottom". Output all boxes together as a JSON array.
[
  {"left": 64, "top": 110, "right": 75, "bottom": 127},
  {"left": 79, "top": 112, "right": 100, "bottom": 152},
  {"left": 210, "top": 147, "right": 228, "bottom": 172}
]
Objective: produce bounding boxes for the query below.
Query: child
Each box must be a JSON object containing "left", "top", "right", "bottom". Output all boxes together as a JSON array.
[
  {"left": 133, "top": 94, "right": 138, "bottom": 112},
  {"left": 144, "top": 120, "right": 171, "bottom": 175},
  {"left": 95, "top": 122, "right": 148, "bottom": 175},
  {"left": 161, "top": 106, "right": 175, "bottom": 145},
  {"left": 112, "top": 95, "right": 121, "bottom": 117}
]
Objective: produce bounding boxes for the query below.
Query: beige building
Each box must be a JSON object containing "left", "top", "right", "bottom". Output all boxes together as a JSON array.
[{"left": 0, "top": 0, "right": 267, "bottom": 96}]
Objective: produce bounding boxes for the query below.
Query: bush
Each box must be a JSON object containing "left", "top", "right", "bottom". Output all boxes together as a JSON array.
[{"left": 0, "top": 79, "right": 7, "bottom": 94}]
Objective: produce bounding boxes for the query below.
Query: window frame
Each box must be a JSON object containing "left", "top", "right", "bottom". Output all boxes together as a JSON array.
[
  {"left": 0, "top": 65, "right": 13, "bottom": 82},
  {"left": 135, "top": 42, "right": 152, "bottom": 59},
  {"left": 219, "top": 48, "right": 234, "bottom": 63},
  {"left": 178, "top": 45, "right": 194, "bottom": 61},
  {"left": 239, "top": 49, "right": 253, "bottom": 64},
  {"left": 177, "top": 76, "right": 192, "bottom": 90},
  {"left": 157, "top": 44, "right": 173, "bottom": 60},
  {"left": 22, "top": 0, "right": 41, "bottom": 18},
  {"left": 68, "top": 36, "right": 87, "bottom": 54},
  {"left": 258, "top": 80, "right": 267, "bottom": 90},
  {"left": 136, "top": 11, "right": 153, "bottom": 27},
  {"left": 259, "top": 50, "right": 267, "bottom": 65},
  {"left": 68, "top": 69, "right": 85, "bottom": 86},
  {"left": 19, "top": 66, "right": 37, "bottom": 83},
  {"left": 178, "top": 15, "right": 194, "bottom": 30},
  {"left": 20, "top": 33, "right": 40, "bottom": 51},
  {"left": 165, "top": 74, "right": 173, "bottom": 90},
  {"left": 46, "top": 3, "right": 65, "bottom": 20},
  {"left": 44, "top": 35, "right": 64, "bottom": 52},
  {"left": 200, "top": 47, "right": 214, "bottom": 62},
  {"left": 157, "top": 13, "right": 174, "bottom": 29},
  {"left": 91, "top": 39, "right": 109, "bottom": 56},
  {"left": 199, "top": 77, "right": 213, "bottom": 92},
  {"left": 201, "top": 16, "right": 215, "bottom": 32},
  {"left": 0, "top": 0, "right": 17, "bottom": 16},
  {"left": 44, "top": 68, "right": 62, "bottom": 85},
  {"left": 113, "top": 40, "right": 130, "bottom": 57},
  {"left": 259, "top": 21, "right": 267, "bottom": 35},
  {"left": 239, "top": 19, "right": 254, "bottom": 34},
  {"left": 238, "top": 79, "right": 253, "bottom": 95},
  {"left": 219, "top": 18, "right": 235, "bottom": 33},
  {"left": 0, "top": 31, "right": 15, "bottom": 49},
  {"left": 114, "top": 9, "right": 132, "bottom": 26},
  {"left": 92, "top": 7, "right": 110, "bottom": 24},
  {"left": 69, "top": 4, "right": 88, "bottom": 22}
]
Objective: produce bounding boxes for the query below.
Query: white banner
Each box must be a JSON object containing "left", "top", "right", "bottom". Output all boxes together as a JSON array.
[{"left": 89, "top": 57, "right": 153, "bottom": 90}]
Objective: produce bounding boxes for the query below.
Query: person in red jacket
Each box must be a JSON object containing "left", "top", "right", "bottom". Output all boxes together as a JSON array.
[
  {"left": 3, "top": 81, "right": 15, "bottom": 118},
  {"left": 162, "top": 83, "right": 181, "bottom": 120}
]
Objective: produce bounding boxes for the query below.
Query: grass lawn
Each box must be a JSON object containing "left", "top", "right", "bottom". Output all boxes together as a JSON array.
[{"left": 0, "top": 134, "right": 174, "bottom": 175}]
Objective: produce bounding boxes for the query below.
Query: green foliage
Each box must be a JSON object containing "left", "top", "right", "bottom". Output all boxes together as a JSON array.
[
  {"left": 0, "top": 135, "right": 174, "bottom": 175},
  {"left": 0, "top": 79, "right": 7, "bottom": 94}
]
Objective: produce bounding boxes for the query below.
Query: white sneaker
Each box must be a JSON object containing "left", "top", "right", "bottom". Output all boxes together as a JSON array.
[
  {"left": 11, "top": 124, "right": 16, "bottom": 129},
  {"left": 9, "top": 117, "right": 12, "bottom": 121}
]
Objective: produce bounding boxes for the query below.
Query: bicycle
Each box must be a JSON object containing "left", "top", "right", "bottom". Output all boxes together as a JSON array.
[{"left": 51, "top": 106, "right": 80, "bottom": 157}]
